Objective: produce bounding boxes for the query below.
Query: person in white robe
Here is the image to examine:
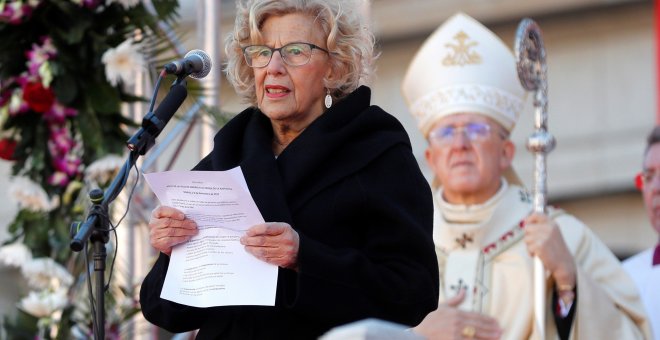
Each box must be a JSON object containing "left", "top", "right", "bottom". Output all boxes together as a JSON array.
[
  {"left": 623, "top": 126, "right": 660, "bottom": 340},
  {"left": 401, "top": 12, "right": 651, "bottom": 340}
]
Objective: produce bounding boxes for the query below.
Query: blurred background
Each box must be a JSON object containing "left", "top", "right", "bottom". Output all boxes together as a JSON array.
[
  {"left": 180, "top": 0, "right": 657, "bottom": 256},
  {"left": 0, "top": 0, "right": 656, "bottom": 338}
]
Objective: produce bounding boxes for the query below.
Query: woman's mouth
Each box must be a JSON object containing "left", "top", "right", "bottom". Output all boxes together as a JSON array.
[{"left": 265, "top": 85, "right": 290, "bottom": 97}]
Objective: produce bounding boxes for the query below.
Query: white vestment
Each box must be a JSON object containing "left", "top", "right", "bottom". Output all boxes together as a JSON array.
[
  {"left": 433, "top": 180, "right": 651, "bottom": 339},
  {"left": 624, "top": 248, "right": 660, "bottom": 339}
]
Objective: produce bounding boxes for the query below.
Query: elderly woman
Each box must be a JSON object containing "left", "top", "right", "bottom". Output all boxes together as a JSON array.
[{"left": 139, "top": 0, "right": 439, "bottom": 338}]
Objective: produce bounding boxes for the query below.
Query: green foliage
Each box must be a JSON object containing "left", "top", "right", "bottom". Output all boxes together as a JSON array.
[
  {"left": 3, "top": 310, "right": 39, "bottom": 340},
  {"left": 0, "top": 0, "right": 180, "bottom": 338}
]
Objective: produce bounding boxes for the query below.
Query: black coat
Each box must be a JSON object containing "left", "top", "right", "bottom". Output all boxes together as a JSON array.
[{"left": 140, "top": 86, "right": 439, "bottom": 339}]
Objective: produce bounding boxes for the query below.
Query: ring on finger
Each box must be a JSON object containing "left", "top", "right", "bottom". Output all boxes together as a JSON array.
[{"left": 462, "top": 325, "right": 476, "bottom": 338}]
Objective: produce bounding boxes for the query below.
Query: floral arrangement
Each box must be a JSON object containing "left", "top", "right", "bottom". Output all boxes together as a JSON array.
[{"left": 0, "top": 0, "right": 180, "bottom": 338}]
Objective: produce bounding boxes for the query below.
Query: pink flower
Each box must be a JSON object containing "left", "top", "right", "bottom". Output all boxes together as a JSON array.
[
  {"left": 0, "top": 3, "right": 22, "bottom": 24},
  {"left": 26, "top": 37, "right": 56, "bottom": 76},
  {"left": 52, "top": 156, "right": 81, "bottom": 177},
  {"left": 47, "top": 125, "right": 81, "bottom": 177},
  {"left": 67, "top": 158, "right": 82, "bottom": 176},
  {"left": 44, "top": 103, "right": 77, "bottom": 124},
  {"left": 48, "top": 171, "right": 69, "bottom": 187},
  {"left": 48, "top": 126, "right": 75, "bottom": 155},
  {"left": 82, "top": 0, "right": 102, "bottom": 9},
  {"left": 15, "top": 72, "right": 36, "bottom": 87},
  {"left": 0, "top": 2, "right": 35, "bottom": 24},
  {"left": 52, "top": 157, "right": 68, "bottom": 173},
  {"left": 26, "top": 60, "right": 42, "bottom": 77}
]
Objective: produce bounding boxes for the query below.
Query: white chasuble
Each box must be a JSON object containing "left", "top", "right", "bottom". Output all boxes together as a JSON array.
[{"left": 433, "top": 180, "right": 652, "bottom": 340}]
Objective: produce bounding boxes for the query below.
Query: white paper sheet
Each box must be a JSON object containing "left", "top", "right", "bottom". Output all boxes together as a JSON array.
[{"left": 143, "top": 167, "right": 278, "bottom": 307}]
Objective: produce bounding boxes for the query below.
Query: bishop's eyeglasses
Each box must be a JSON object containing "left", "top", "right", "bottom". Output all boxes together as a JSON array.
[
  {"left": 428, "top": 122, "right": 507, "bottom": 146},
  {"left": 242, "top": 42, "right": 330, "bottom": 68}
]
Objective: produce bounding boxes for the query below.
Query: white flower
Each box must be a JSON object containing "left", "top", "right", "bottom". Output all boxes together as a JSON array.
[
  {"left": 39, "top": 61, "right": 54, "bottom": 87},
  {"left": 101, "top": 38, "right": 145, "bottom": 87},
  {"left": 0, "top": 105, "right": 8, "bottom": 126},
  {"left": 109, "top": 0, "right": 141, "bottom": 9},
  {"left": 84, "top": 154, "right": 124, "bottom": 184},
  {"left": 18, "top": 288, "right": 68, "bottom": 318},
  {"left": 0, "top": 242, "right": 33, "bottom": 268},
  {"left": 21, "top": 257, "right": 74, "bottom": 291},
  {"left": 8, "top": 176, "right": 58, "bottom": 212},
  {"left": 9, "top": 88, "right": 25, "bottom": 114}
]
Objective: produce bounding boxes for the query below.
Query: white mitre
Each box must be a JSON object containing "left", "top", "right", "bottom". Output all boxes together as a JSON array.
[{"left": 401, "top": 12, "right": 526, "bottom": 137}]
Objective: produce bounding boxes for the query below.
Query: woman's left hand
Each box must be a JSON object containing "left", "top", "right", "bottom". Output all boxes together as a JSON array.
[
  {"left": 523, "top": 213, "right": 576, "bottom": 287},
  {"left": 241, "top": 222, "right": 300, "bottom": 271}
]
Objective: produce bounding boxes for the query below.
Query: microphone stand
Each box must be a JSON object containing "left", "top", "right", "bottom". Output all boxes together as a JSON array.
[{"left": 69, "top": 76, "right": 188, "bottom": 340}]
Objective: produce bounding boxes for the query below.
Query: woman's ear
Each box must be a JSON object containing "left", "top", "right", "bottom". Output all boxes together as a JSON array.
[
  {"left": 324, "top": 60, "right": 342, "bottom": 88},
  {"left": 325, "top": 66, "right": 333, "bottom": 79},
  {"left": 324, "top": 68, "right": 335, "bottom": 85}
]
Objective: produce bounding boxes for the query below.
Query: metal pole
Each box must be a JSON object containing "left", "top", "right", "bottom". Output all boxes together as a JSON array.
[
  {"left": 125, "top": 66, "right": 150, "bottom": 339},
  {"left": 197, "top": 0, "right": 221, "bottom": 157},
  {"left": 93, "top": 237, "right": 106, "bottom": 340}
]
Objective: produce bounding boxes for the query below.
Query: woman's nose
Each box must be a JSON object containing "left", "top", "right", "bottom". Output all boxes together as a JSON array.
[{"left": 266, "top": 50, "right": 286, "bottom": 74}]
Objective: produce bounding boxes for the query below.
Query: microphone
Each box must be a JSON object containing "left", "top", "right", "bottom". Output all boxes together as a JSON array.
[
  {"left": 164, "top": 49, "right": 212, "bottom": 79},
  {"left": 126, "top": 83, "right": 188, "bottom": 154},
  {"left": 152, "top": 84, "right": 188, "bottom": 131}
]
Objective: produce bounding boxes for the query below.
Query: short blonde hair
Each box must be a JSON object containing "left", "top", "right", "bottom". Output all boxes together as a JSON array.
[{"left": 225, "top": 0, "right": 376, "bottom": 105}]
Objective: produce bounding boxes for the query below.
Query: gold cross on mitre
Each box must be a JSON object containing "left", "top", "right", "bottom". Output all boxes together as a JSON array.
[{"left": 443, "top": 30, "right": 482, "bottom": 67}]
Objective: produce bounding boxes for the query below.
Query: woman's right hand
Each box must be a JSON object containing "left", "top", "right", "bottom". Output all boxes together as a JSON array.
[
  {"left": 148, "top": 206, "right": 198, "bottom": 256},
  {"left": 413, "top": 289, "right": 502, "bottom": 340}
]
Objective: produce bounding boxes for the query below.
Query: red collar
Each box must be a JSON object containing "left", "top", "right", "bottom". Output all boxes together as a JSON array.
[{"left": 653, "top": 244, "right": 660, "bottom": 266}]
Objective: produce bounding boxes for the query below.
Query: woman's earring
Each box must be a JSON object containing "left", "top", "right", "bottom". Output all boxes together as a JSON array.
[{"left": 324, "top": 89, "right": 332, "bottom": 109}]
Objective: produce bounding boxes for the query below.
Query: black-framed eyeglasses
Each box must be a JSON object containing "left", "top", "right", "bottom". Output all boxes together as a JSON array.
[
  {"left": 428, "top": 122, "right": 506, "bottom": 146},
  {"left": 242, "top": 42, "right": 329, "bottom": 68}
]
